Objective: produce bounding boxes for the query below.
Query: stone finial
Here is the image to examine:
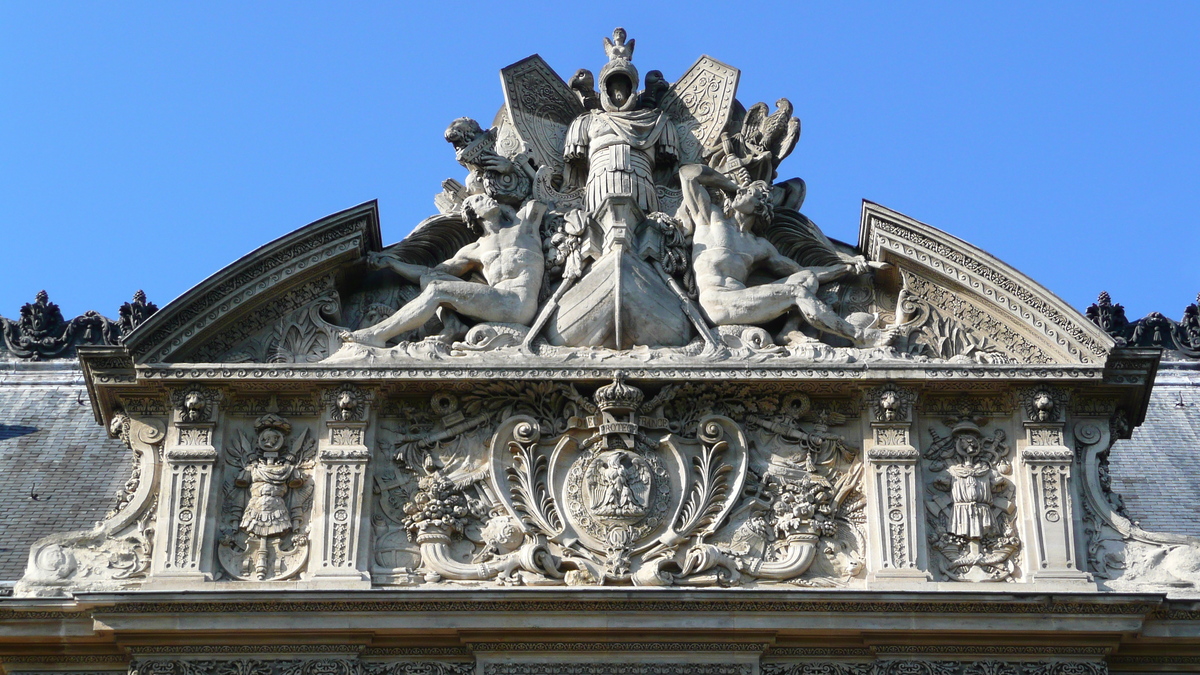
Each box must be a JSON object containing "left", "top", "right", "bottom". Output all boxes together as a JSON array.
[{"left": 118, "top": 290, "right": 158, "bottom": 336}]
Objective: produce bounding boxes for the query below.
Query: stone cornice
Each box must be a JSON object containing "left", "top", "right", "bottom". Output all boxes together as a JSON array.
[
  {"left": 64, "top": 589, "right": 1165, "bottom": 616},
  {"left": 121, "top": 362, "right": 1112, "bottom": 383}
]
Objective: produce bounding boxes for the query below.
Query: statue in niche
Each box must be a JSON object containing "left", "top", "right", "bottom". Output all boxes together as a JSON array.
[
  {"left": 238, "top": 417, "right": 304, "bottom": 540},
  {"left": 676, "top": 163, "right": 895, "bottom": 348},
  {"left": 219, "top": 413, "right": 315, "bottom": 581},
  {"left": 340, "top": 194, "right": 546, "bottom": 348},
  {"left": 925, "top": 415, "right": 1019, "bottom": 582}
]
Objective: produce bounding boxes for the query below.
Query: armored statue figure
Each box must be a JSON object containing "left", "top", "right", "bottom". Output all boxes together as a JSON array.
[
  {"left": 563, "top": 28, "right": 679, "bottom": 217},
  {"left": 341, "top": 194, "right": 546, "bottom": 348},
  {"left": 944, "top": 433, "right": 1006, "bottom": 539},
  {"left": 676, "top": 163, "right": 893, "bottom": 347},
  {"left": 237, "top": 415, "right": 305, "bottom": 540}
]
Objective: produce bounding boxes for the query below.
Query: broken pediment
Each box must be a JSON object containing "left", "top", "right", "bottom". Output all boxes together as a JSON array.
[{"left": 120, "top": 198, "right": 1113, "bottom": 371}]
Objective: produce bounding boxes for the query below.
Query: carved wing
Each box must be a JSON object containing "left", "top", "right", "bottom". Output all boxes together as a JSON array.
[
  {"left": 380, "top": 213, "right": 476, "bottom": 268},
  {"left": 774, "top": 116, "right": 801, "bottom": 164},
  {"left": 633, "top": 460, "right": 653, "bottom": 494},
  {"left": 766, "top": 209, "right": 853, "bottom": 269},
  {"left": 224, "top": 430, "right": 252, "bottom": 469},
  {"left": 741, "top": 102, "right": 768, "bottom": 146},
  {"left": 501, "top": 55, "right": 585, "bottom": 174},
  {"left": 658, "top": 56, "right": 741, "bottom": 164},
  {"left": 291, "top": 427, "right": 317, "bottom": 468}
]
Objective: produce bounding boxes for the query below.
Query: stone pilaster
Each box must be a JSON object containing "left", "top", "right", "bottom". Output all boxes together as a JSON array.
[
  {"left": 307, "top": 385, "right": 373, "bottom": 585},
  {"left": 150, "top": 388, "right": 223, "bottom": 583},
  {"left": 863, "top": 385, "right": 930, "bottom": 583},
  {"left": 1017, "top": 388, "right": 1091, "bottom": 584}
]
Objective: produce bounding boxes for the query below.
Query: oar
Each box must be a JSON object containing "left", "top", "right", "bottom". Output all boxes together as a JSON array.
[
  {"left": 520, "top": 274, "right": 578, "bottom": 354},
  {"left": 652, "top": 261, "right": 725, "bottom": 357}
]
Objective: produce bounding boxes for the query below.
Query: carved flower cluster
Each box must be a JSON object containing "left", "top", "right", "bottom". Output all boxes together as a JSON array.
[
  {"left": 402, "top": 474, "right": 470, "bottom": 537},
  {"left": 767, "top": 475, "right": 836, "bottom": 537}
]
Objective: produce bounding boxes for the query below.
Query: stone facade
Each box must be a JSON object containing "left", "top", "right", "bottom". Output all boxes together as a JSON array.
[{"left": 2, "top": 28, "right": 1199, "bottom": 675}]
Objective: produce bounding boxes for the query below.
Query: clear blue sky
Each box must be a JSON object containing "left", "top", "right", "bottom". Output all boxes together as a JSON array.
[{"left": 2, "top": 2, "right": 1197, "bottom": 323}]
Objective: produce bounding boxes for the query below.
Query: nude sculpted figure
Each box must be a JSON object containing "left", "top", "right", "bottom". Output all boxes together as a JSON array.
[
  {"left": 341, "top": 194, "right": 546, "bottom": 348},
  {"left": 676, "top": 163, "right": 894, "bottom": 348}
]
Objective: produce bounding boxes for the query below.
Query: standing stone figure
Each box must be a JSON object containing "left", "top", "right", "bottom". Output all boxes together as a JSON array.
[
  {"left": 945, "top": 435, "right": 1004, "bottom": 539},
  {"left": 341, "top": 194, "right": 546, "bottom": 348},
  {"left": 235, "top": 414, "right": 306, "bottom": 579},
  {"left": 676, "top": 163, "right": 893, "bottom": 348},
  {"left": 562, "top": 28, "right": 678, "bottom": 218}
]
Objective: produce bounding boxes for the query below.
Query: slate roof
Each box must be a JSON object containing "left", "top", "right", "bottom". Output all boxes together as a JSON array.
[
  {"left": 0, "top": 362, "right": 130, "bottom": 582},
  {"left": 1109, "top": 362, "right": 1200, "bottom": 538}
]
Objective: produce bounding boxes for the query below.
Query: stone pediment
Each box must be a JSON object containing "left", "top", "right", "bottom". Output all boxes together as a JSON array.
[
  {"left": 121, "top": 201, "right": 381, "bottom": 365},
  {"left": 860, "top": 202, "right": 1114, "bottom": 366},
  {"left": 19, "top": 27, "right": 1174, "bottom": 617},
  {"left": 120, "top": 199, "right": 1113, "bottom": 377}
]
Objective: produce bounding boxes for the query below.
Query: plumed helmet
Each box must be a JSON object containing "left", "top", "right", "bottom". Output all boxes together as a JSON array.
[{"left": 599, "top": 58, "right": 639, "bottom": 113}]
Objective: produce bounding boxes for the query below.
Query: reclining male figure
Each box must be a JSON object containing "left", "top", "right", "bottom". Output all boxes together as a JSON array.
[
  {"left": 676, "top": 163, "right": 894, "bottom": 348},
  {"left": 340, "top": 194, "right": 545, "bottom": 348}
]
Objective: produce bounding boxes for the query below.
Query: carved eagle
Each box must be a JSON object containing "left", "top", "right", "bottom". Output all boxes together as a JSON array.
[{"left": 742, "top": 98, "right": 800, "bottom": 166}]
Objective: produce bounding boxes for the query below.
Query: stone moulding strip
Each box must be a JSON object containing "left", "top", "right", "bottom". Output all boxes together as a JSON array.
[
  {"left": 0, "top": 655, "right": 129, "bottom": 664},
  {"left": 871, "top": 646, "right": 1111, "bottom": 656},
  {"left": 465, "top": 643, "right": 767, "bottom": 653},
  {"left": 86, "top": 598, "right": 1162, "bottom": 617},
  {"left": 127, "top": 646, "right": 366, "bottom": 655},
  {"left": 485, "top": 667, "right": 749, "bottom": 675},
  {"left": 360, "top": 648, "right": 472, "bottom": 657},
  {"left": 128, "top": 364, "right": 1110, "bottom": 382}
]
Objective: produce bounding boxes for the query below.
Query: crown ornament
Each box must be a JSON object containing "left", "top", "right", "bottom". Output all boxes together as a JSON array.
[
  {"left": 254, "top": 412, "right": 292, "bottom": 436},
  {"left": 594, "top": 372, "right": 644, "bottom": 414}
]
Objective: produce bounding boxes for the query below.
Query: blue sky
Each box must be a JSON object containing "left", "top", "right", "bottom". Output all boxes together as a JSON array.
[{"left": 1, "top": 2, "right": 1197, "bottom": 323}]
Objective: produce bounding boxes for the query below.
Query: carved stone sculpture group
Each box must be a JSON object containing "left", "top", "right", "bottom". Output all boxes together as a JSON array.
[{"left": 331, "top": 29, "right": 897, "bottom": 365}]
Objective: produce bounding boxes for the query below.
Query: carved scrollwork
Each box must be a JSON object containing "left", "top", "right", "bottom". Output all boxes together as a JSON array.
[
  {"left": 15, "top": 415, "right": 164, "bottom": 596},
  {"left": 365, "top": 377, "right": 865, "bottom": 588}
]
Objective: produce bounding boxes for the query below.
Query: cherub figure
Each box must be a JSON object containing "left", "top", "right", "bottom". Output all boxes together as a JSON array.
[
  {"left": 676, "top": 163, "right": 894, "bottom": 347},
  {"left": 340, "top": 194, "right": 546, "bottom": 348}
]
